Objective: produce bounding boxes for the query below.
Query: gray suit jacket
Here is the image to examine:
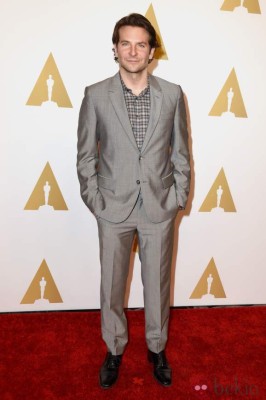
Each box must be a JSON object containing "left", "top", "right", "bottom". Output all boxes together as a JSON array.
[{"left": 77, "top": 73, "right": 190, "bottom": 223}]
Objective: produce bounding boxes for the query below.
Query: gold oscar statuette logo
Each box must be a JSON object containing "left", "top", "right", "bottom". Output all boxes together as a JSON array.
[
  {"left": 190, "top": 258, "right": 226, "bottom": 300},
  {"left": 21, "top": 259, "right": 63, "bottom": 305},
  {"left": 24, "top": 162, "right": 68, "bottom": 211},
  {"left": 199, "top": 168, "right": 236, "bottom": 213},
  {"left": 221, "top": 0, "right": 261, "bottom": 14},
  {"left": 26, "top": 52, "right": 72, "bottom": 108},
  {"left": 209, "top": 68, "right": 247, "bottom": 118},
  {"left": 145, "top": 4, "right": 168, "bottom": 60}
]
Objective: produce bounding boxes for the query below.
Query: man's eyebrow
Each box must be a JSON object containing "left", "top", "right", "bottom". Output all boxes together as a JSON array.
[{"left": 119, "top": 40, "right": 148, "bottom": 44}]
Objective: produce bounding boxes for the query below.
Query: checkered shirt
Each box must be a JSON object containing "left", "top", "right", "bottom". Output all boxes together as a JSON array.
[{"left": 120, "top": 77, "right": 150, "bottom": 150}]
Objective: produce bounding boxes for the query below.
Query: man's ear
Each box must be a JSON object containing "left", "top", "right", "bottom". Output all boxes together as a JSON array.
[
  {"left": 149, "top": 47, "right": 155, "bottom": 59},
  {"left": 149, "top": 47, "right": 156, "bottom": 62},
  {"left": 112, "top": 46, "right": 118, "bottom": 62},
  {"left": 113, "top": 45, "right": 118, "bottom": 56}
]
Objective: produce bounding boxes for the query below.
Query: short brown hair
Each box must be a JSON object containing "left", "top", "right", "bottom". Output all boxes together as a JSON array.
[{"left": 112, "top": 13, "right": 160, "bottom": 49}]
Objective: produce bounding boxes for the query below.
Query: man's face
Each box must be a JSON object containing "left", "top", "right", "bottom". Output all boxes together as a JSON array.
[{"left": 114, "top": 25, "right": 155, "bottom": 74}]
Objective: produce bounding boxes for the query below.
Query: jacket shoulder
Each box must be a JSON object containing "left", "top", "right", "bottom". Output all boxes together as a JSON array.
[
  {"left": 152, "top": 75, "right": 183, "bottom": 94},
  {"left": 84, "top": 75, "right": 114, "bottom": 97}
]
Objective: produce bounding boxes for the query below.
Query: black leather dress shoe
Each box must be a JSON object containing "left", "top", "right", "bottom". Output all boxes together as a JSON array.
[
  {"left": 99, "top": 352, "right": 122, "bottom": 389},
  {"left": 148, "top": 350, "right": 172, "bottom": 386}
]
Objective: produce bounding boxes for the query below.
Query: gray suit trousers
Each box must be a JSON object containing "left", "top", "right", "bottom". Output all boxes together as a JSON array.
[{"left": 97, "top": 193, "right": 175, "bottom": 355}]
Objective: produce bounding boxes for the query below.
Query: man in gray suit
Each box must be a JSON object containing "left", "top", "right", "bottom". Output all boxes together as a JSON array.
[{"left": 77, "top": 13, "right": 190, "bottom": 389}]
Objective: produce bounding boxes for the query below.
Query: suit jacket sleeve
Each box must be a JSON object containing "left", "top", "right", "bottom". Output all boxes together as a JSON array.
[
  {"left": 171, "top": 86, "right": 190, "bottom": 208},
  {"left": 76, "top": 87, "right": 100, "bottom": 214}
]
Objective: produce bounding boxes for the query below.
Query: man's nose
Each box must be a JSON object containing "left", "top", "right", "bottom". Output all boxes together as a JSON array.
[{"left": 129, "top": 45, "right": 137, "bottom": 56}]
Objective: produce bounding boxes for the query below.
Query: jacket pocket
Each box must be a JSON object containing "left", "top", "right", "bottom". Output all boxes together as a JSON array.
[
  {"left": 97, "top": 174, "right": 115, "bottom": 192},
  {"left": 162, "top": 171, "right": 174, "bottom": 189}
]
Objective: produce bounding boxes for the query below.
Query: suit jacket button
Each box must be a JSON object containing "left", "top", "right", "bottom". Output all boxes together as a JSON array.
[{"left": 136, "top": 180, "right": 140, "bottom": 184}]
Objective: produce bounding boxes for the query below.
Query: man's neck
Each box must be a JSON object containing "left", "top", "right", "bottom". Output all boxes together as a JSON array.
[{"left": 119, "top": 69, "right": 149, "bottom": 96}]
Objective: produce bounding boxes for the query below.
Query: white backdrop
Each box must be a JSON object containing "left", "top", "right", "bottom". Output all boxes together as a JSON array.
[{"left": 1, "top": 0, "right": 266, "bottom": 312}]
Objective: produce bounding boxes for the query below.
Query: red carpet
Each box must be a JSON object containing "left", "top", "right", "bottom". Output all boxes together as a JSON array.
[{"left": 0, "top": 306, "right": 265, "bottom": 400}]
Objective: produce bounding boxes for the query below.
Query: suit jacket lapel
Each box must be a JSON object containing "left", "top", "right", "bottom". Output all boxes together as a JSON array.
[
  {"left": 141, "top": 75, "right": 163, "bottom": 153},
  {"left": 108, "top": 73, "right": 139, "bottom": 151}
]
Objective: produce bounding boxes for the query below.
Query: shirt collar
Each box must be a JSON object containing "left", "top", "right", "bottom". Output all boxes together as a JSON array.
[{"left": 120, "top": 73, "right": 150, "bottom": 96}]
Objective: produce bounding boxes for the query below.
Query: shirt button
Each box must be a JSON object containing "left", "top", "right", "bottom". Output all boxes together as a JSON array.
[
  {"left": 139, "top": 156, "right": 143, "bottom": 160},
  {"left": 136, "top": 180, "right": 140, "bottom": 184}
]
